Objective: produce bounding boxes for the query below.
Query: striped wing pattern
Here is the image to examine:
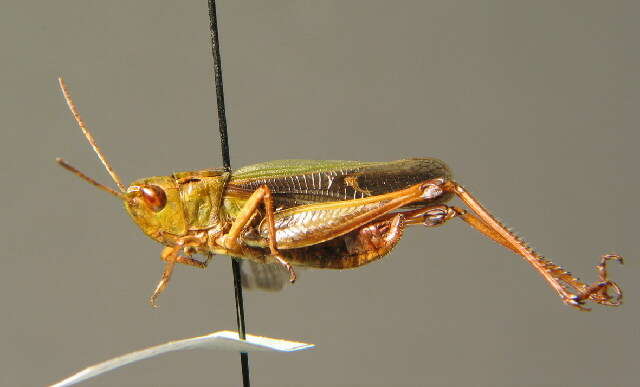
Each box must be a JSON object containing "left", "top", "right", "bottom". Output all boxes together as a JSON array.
[{"left": 229, "top": 159, "right": 451, "bottom": 209}]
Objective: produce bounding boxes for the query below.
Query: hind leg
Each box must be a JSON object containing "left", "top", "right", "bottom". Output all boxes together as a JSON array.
[
  {"left": 443, "top": 181, "right": 623, "bottom": 310},
  {"left": 284, "top": 204, "right": 463, "bottom": 269}
]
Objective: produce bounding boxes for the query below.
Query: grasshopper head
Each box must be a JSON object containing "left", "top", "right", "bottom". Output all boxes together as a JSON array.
[
  {"left": 124, "top": 176, "right": 188, "bottom": 242},
  {"left": 56, "top": 78, "right": 187, "bottom": 245}
]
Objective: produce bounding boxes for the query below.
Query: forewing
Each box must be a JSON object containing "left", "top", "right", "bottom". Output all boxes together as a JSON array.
[{"left": 229, "top": 159, "right": 451, "bottom": 209}]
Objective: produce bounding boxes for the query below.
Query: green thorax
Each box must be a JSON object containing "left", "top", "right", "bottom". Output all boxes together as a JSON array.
[{"left": 173, "top": 169, "right": 230, "bottom": 230}]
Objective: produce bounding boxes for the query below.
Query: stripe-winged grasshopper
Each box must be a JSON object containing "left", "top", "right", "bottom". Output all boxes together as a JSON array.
[{"left": 56, "top": 78, "right": 623, "bottom": 310}]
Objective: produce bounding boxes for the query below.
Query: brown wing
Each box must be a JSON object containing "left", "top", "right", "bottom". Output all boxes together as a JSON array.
[{"left": 228, "top": 159, "right": 452, "bottom": 209}]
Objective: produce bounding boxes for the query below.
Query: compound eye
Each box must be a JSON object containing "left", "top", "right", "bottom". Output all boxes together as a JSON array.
[{"left": 140, "top": 185, "right": 167, "bottom": 212}]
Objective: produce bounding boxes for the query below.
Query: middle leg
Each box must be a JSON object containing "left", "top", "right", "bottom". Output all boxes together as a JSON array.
[{"left": 216, "top": 184, "right": 297, "bottom": 282}]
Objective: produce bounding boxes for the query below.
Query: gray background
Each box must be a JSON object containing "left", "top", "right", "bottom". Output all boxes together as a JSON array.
[{"left": 1, "top": 1, "right": 638, "bottom": 386}]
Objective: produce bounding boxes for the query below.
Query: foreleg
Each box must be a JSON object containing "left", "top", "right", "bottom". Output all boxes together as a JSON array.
[{"left": 149, "top": 235, "right": 208, "bottom": 307}]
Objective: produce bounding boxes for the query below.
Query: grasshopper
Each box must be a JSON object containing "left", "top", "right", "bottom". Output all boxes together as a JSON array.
[{"left": 56, "top": 78, "right": 623, "bottom": 310}]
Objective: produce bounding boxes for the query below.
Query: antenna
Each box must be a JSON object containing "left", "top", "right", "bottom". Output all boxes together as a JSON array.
[
  {"left": 58, "top": 77, "right": 126, "bottom": 193},
  {"left": 56, "top": 158, "right": 125, "bottom": 200}
]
